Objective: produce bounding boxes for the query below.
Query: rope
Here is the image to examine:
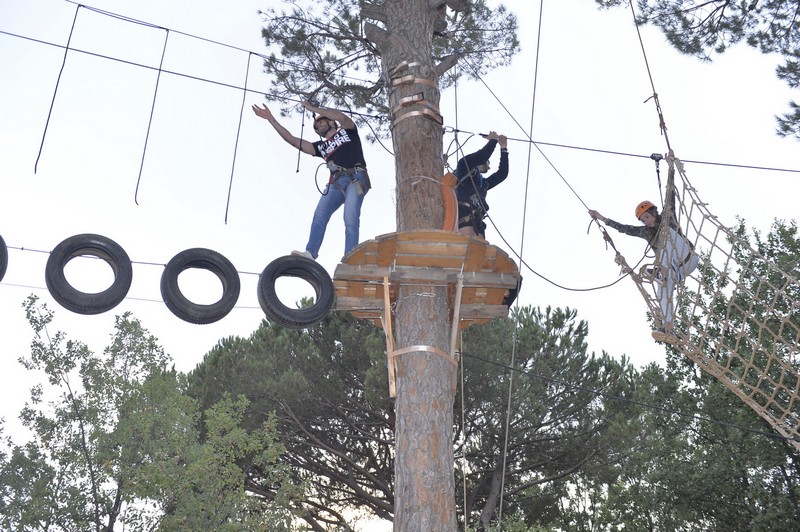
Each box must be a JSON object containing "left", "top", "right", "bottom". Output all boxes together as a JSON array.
[
  {"left": 452, "top": 62, "right": 471, "bottom": 532},
  {"left": 627, "top": 1, "right": 673, "bottom": 151},
  {"left": 458, "top": 331, "right": 468, "bottom": 532},
  {"left": 10, "top": 25, "right": 798, "bottom": 177},
  {"left": 498, "top": 1, "right": 545, "bottom": 525},
  {"left": 34, "top": 3, "right": 80, "bottom": 174},
  {"left": 224, "top": 52, "right": 253, "bottom": 224},
  {"left": 456, "top": 57, "right": 591, "bottom": 211},
  {"left": 442, "top": 130, "right": 800, "bottom": 174},
  {"left": 133, "top": 28, "right": 170, "bottom": 205},
  {"left": 594, "top": 2, "right": 800, "bottom": 451},
  {"left": 605, "top": 154, "right": 800, "bottom": 452},
  {"left": 295, "top": 100, "right": 307, "bottom": 172}
]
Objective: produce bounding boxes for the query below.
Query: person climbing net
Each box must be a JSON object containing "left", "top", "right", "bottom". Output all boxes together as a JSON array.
[
  {"left": 589, "top": 197, "right": 699, "bottom": 343},
  {"left": 589, "top": 153, "right": 800, "bottom": 451}
]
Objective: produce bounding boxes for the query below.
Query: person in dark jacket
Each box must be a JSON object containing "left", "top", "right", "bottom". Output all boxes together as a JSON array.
[{"left": 453, "top": 131, "right": 509, "bottom": 238}]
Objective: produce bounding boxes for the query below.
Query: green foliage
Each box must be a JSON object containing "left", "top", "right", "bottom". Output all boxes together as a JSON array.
[
  {"left": 187, "top": 310, "right": 393, "bottom": 530},
  {"left": 596, "top": 0, "right": 800, "bottom": 140},
  {"left": 584, "top": 366, "right": 800, "bottom": 531},
  {"left": 457, "top": 306, "right": 639, "bottom": 530},
  {"left": 553, "top": 219, "right": 800, "bottom": 531},
  {"left": 184, "top": 219, "right": 800, "bottom": 530},
  {"left": 188, "top": 305, "right": 640, "bottom": 531},
  {"left": 256, "top": 0, "right": 519, "bottom": 134},
  {"left": 0, "top": 296, "right": 294, "bottom": 531},
  {"left": 0, "top": 440, "right": 62, "bottom": 530},
  {"left": 151, "top": 396, "right": 295, "bottom": 532}
]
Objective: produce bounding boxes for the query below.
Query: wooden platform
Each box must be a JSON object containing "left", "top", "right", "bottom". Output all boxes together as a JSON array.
[{"left": 333, "top": 231, "right": 521, "bottom": 330}]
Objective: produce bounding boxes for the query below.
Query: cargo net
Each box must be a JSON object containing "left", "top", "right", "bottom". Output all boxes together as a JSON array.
[{"left": 611, "top": 155, "right": 800, "bottom": 451}]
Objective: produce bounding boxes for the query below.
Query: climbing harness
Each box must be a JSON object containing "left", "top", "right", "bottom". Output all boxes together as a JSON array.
[
  {"left": 456, "top": 198, "right": 487, "bottom": 236},
  {"left": 454, "top": 163, "right": 490, "bottom": 236},
  {"left": 326, "top": 161, "right": 371, "bottom": 194}
]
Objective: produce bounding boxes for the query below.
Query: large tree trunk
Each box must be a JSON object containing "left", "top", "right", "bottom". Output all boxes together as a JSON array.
[{"left": 379, "top": 1, "right": 457, "bottom": 530}]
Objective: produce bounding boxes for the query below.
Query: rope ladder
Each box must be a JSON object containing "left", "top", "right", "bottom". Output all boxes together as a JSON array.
[{"left": 610, "top": 154, "right": 800, "bottom": 451}]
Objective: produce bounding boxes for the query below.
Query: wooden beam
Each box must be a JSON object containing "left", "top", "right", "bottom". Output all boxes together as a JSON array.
[{"left": 334, "top": 264, "right": 519, "bottom": 289}]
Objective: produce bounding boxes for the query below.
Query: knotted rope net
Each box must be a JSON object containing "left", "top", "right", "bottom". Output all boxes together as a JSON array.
[{"left": 610, "top": 154, "right": 800, "bottom": 451}]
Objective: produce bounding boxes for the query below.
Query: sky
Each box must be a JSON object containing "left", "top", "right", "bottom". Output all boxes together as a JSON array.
[{"left": 1, "top": 0, "right": 798, "bottom": 527}]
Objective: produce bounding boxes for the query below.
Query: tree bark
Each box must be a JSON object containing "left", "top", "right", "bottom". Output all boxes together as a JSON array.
[{"left": 379, "top": 1, "right": 456, "bottom": 530}]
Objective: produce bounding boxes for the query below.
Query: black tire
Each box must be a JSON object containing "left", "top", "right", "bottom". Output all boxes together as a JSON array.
[
  {"left": 0, "top": 234, "right": 7, "bottom": 283},
  {"left": 160, "top": 248, "right": 240, "bottom": 324},
  {"left": 257, "top": 255, "right": 334, "bottom": 329},
  {"left": 45, "top": 234, "right": 133, "bottom": 315}
]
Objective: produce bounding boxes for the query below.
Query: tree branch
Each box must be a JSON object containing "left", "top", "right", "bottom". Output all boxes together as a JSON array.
[
  {"left": 360, "top": 1, "right": 386, "bottom": 24},
  {"left": 363, "top": 21, "right": 388, "bottom": 50},
  {"left": 435, "top": 53, "right": 460, "bottom": 77}
]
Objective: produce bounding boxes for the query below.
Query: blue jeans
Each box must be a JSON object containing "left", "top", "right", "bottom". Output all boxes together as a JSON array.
[{"left": 305, "top": 170, "right": 368, "bottom": 258}]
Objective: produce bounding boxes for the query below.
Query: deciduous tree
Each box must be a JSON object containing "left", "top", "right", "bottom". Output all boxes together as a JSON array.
[{"left": 0, "top": 297, "right": 294, "bottom": 531}]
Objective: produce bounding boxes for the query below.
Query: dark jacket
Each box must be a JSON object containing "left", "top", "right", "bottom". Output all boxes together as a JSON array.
[{"left": 454, "top": 139, "right": 509, "bottom": 214}]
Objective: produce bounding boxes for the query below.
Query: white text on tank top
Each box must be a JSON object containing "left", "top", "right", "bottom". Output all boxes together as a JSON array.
[{"left": 318, "top": 129, "right": 352, "bottom": 159}]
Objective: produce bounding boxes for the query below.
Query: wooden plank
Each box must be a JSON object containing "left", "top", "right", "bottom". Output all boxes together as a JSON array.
[
  {"left": 334, "top": 265, "right": 520, "bottom": 289},
  {"left": 383, "top": 276, "right": 397, "bottom": 397},
  {"left": 394, "top": 230, "right": 469, "bottom": 245},
  {"left": 337, "top": 296, "right": 385, "bottom": 311},
  {"left": 484, "top": 286, "right": 509, "bottom": 305},
  {"left": 343, "top": 231, "right": 518, "bottom": 272},
  {"left": 364, "top": 284, "right": 378, "bottom": 299},
  {"left": 396, "top": 234, "right": 466, "bottom": 246},
  {"left": 394, "top": 255, "right": 465, "bottom": 269},
  {"left": 464, "top": 238, "right": 485, "bottom": 271},
  {"left": 461, "top": 304, "right": 510, "bottom": 319},
  {"left": 375, "top": 237, "right": 398, "bottom": 266},
  {"left": 337, "top": 297, "right": 509, "bottom": 321},
  {"left": 473, "top": 287, "right": 489, "bottom": 305},
  {"left": 394, "top": 242, "right": 466, "bottom": 258},
  {"left": 335, "top": 231, "right": 520, "bottom": 331},
  {"left": 347, "top": 240, "right": 373, "bottom": 266},
  {"left": 493, "top": 253, "right": 517, "bottom": 274},
  {"left": 336, "top": 282, "right": 384, "bottom": 300}
]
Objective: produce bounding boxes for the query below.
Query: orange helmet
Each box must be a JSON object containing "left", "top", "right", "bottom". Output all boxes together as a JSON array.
[{"left": 635, "top": 200, "right": 656, "bottom": 219}]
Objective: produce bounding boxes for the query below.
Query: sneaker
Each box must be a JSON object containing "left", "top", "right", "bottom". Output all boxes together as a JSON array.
[{"left": 291, "top": 250, "right": 314, "bottom": 260}]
